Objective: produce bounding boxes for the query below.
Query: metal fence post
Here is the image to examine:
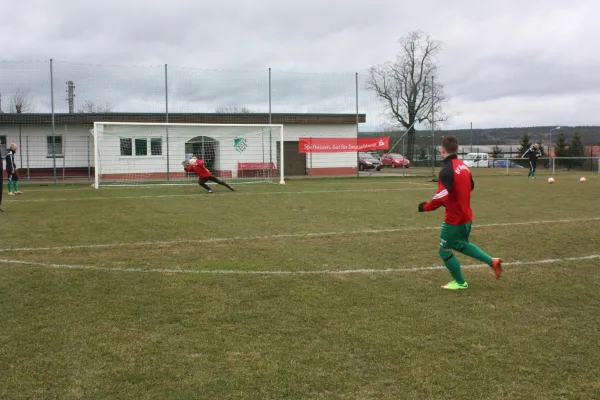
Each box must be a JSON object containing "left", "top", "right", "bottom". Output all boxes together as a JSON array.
[
  {"left": 87, "top": 135, "right": 91, "bottom": 183},
  {"left": 355, "top": 72, "right": 360, "bottom": 178},
  {"left": 26, "top": 136, "right": 30, "bottom": 181},
  {"left": 310, "top": 137, "right": 313, "bottom": 178},
  {"left": 50, "top": 58, "right": 57, "bottom": 184},
  {"left": 165, "top": 63, "right": 170, "bottom": 182},
  {"left": 62, "top": 133, "right": 66, "bottom": 183}
]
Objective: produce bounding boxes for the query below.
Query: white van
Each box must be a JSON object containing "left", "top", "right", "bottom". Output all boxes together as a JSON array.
[{"left": 463, "top": 153, "right": 489, "bottom": 168}]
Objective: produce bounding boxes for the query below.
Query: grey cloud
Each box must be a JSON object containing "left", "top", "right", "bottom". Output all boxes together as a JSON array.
[
  {"left": 444, "top": 52, "right": 600, "bottom": 102},
  {"left": 1, "top": 0, "right": 600, "bottom": 129}
]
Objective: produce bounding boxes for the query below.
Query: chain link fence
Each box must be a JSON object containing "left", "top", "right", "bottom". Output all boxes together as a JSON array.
[{"left": 1, "top": 60, "right": 598, "bottom": 183}]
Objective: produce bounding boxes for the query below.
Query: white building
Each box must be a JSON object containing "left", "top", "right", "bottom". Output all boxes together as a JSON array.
[{"left": 0, "top": 113, "right": 366, "bottom": 181}]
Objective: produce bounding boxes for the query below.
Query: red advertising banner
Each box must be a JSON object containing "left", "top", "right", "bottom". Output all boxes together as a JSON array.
[{"left": 298, "top": 137, "right": 389, "bottom": 153}]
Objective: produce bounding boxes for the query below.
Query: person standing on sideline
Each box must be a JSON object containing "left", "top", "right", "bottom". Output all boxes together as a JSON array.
[
  {"left": 6, "top": 144, "right": 22, "bottom": 195},
  {"left": 418, "top": 136, "right": 502, "bottom": 290},
  {"left": 0, "top": 146, "right": 4, "bottom": 212},
  {"left": 522, "top": 143, "right": 542, "bottom": 179},
  {"left": 183, "top": 156, "right": 235, "bottom": 193}
]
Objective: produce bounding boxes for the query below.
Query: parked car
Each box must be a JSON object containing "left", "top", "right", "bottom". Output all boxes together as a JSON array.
[
  {"left": 463, "top": 152, "right": 489, "bottom": 168},
  {"left": 358, "top": 152, "right": 382, "bottom": 171},
  {"left": 489, "top": 160, "right": 524, "bottom": 168},
  {"left": 380, "top": 153, "right": 411, "bottom": 168}
]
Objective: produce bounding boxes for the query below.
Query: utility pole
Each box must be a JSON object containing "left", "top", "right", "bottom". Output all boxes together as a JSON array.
[
  {"left": 66, "top": 81, "right": 75, "bottom": 113},
  {"left": 431, "top": 76, "right": 435, "bottom": 178},
  {"left": 470, "top": 122, "right": 473, "bottom": 153}
]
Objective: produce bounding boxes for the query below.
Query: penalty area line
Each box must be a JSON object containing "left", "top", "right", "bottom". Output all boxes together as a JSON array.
[
  {"left": 0, "top": 255, "right": 598, "bottom": 275},
  {"left": 3, "top": 187, "right": 431, "bottom": 203},
  {"left": 1, "top": 216, "right": 600, "bottom": 254}
]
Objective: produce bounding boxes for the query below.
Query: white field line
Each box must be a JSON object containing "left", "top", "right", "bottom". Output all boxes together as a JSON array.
[
  {"left": 1, "top": 216, "right": 599, "bottom": 254},
  {"left": 0, "top": 255, "right": 598, "bottom": 275},
  {"left": 3, "top": 187, "right": 431, "bottom": 203},
  {"left": 19, "top": 180, "right": 433, "bottom": 193}
]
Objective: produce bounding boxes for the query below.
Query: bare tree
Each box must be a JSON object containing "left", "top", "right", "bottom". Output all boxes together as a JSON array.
[
  {"left": 10, "top": 88, "right": 36, "bottom": 113},
  {"left": 215, "top": 106, "right": 252, "bottom": 113},
  {"left": 77, "top": 100, "right": 113, "bottom": 113},
  {"left": 367, "top": 31, "right": 448, "bottom": 160}
]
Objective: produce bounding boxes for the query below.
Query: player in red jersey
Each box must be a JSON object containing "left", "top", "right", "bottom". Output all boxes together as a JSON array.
[
  {"left": 418, "top": 136, "right": 501, "bottom": 290},
  {"left": 183, "top": 156, "right": 235, "bottom": 193}
]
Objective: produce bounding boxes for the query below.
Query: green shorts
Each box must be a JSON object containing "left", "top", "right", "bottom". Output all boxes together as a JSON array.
[{"left": 439, "top": 222, "right": 472, "bottom": 250}]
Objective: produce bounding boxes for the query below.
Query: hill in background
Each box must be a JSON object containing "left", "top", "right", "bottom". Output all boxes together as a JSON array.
[{"left": 361, "top": 126, "right": 600, "bottom": 146}]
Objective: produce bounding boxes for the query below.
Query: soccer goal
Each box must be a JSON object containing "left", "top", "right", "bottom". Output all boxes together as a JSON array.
[{"left": 92, "top": 122, "right": 285, "bottom": 188}]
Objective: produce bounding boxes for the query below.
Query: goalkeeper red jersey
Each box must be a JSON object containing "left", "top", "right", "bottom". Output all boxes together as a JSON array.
[
  {"left": 423, "top": 154, "right": 474, "bottom": 225},
  {"left": 184, "top": 160, "right": 212, "bottom": 178}
]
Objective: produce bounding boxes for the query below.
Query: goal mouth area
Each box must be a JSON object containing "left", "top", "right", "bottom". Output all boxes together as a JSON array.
[{"left": 92, "top": 122, "right": 285, "bottom": 188}]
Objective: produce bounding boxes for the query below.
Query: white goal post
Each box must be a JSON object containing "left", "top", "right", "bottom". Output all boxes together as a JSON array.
[{"left": 92, "top": 122, "right": 285, "bottom": 188}]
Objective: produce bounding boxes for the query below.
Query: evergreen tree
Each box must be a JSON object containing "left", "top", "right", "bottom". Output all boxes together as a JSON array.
[
  {"left": 554, "top": 132, "right": 569, "bottom": 168},
  {"left": 570, "top": 132, "right": 585, "bottom": 168},
  {"left": 518, "top": 132, "right": 532, "bottom": 156},
  {"left": 554, "top": 132, "right": 568, "bottom": 157},
  {"left": 492, "top": 142, "right": 504, "bottom": 158}
]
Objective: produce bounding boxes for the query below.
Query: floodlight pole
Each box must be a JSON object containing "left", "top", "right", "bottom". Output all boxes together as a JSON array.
[
  {"left": 356, "top": 72, "right": 360, "bottom": 178},
  {"left": 431, "top": 76, "right": 435, "bottom": 178},
  {"left": 549, "top": 126, "right": 560, "bottom": 157},
  {"left": 470, "top": 122, "right": 473, "bottom": 153},
  {"left": 50, "top": 58, "right": 57, "bottom": 184},
  {"left": 268, "top": 68, "right": 272, "bottom": 124},
  {"left": 165, "top": 64, "right": 170, "bottom": 182}
]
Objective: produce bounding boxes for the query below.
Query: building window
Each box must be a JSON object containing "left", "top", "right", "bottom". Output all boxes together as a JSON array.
[
  {"left": 47, "top": 135, "right": 63, "bottom": 156},
  {"left": 135, "top": 138, "right": 147, "bottom": 156},
  {"left": 150, "top": 138, "right": 162, "bottom": 156},
  {"left": 120, "top": 138, "right": 132, "bottom": 156},
  {"left": 120, "top": 138, "right": 163, "bottom": 156}
]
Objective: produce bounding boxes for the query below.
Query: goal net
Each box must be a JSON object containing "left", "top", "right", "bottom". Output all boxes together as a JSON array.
[{"left": 92, "top": 122, "right": 285, "bottom": 188}]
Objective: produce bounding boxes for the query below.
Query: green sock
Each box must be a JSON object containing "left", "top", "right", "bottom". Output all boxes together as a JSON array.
[
  {"left": 14, "top": 182, "right": 19, "bottom": 192},
  {"left": 7, "top": 181, "right": 12, "bottom": 192},
  {"left": 459, "top": 243, "right": 493, "bottom": 266},
  {"left": 439, "top": 249, "right": 466, "bottom": 284}
]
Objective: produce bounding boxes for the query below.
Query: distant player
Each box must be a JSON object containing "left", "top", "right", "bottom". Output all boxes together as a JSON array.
[
  {"left": 6, "top": 144, "right": 22, "bottom": 195},
  {"left": 522, "top": 143, "right": 541, "bottom": 179},
  {"left": 0, "top": 147, "right": 4, "bottom": 212},
  {"left": 183, "top": 156, "right": 235, "bottom": 193},
  {"left": 418, "top": 136, "right": 501, "bottom": 290}
]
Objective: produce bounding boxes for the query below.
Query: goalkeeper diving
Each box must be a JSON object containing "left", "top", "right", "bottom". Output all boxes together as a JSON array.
[{"left": 183, "top": 156, "right": 235, "bottom": 193}]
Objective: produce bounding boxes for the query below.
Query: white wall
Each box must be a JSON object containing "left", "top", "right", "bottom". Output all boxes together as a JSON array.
[
  {"left": 0, "top": 125, "right": 93, "bottom": 169},
  {"left": 95, "top": 123, "right": 358, "bottom": 177},
  {"left": 0, "top": 123, "right": 359, "bottom": 174}
]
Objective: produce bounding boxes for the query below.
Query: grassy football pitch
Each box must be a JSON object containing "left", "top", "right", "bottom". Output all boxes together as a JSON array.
[{"left": 1, "top": 173, "right": 599, "bottom": 399}]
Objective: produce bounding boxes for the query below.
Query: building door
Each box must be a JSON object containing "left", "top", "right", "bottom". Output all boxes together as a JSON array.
[
  {"left": 277, "top": 141, "right": 306, "bottom": 176},
  {"left": 186, "top": 136, "right": 217, "bottom": 170}
]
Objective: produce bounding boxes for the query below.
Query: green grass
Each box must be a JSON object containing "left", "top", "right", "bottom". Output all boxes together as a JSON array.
[{"left": 1, "top": 174, "right": 600, "bottom": 399}]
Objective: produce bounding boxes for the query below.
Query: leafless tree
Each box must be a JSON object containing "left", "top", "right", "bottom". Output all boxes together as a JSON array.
[
  {"left": 10, "top": 88, "right": 36, "bottom": 113},
  {"left": 367, "top": 31, "right": 448, "bottom": 160},
  {"left": 215, "top": 106, "right": 252, "bottom": 113},
  {"left": 77, "top": 100, "right": 113, "bottom": 113}
]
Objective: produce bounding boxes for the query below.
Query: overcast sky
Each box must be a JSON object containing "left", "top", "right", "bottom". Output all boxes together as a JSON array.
[{"left": 1, "top": 0, "right": 599, "bottom": 130}]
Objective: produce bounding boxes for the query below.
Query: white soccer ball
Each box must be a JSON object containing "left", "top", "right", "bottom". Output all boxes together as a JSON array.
[
  {"left": 188, "top": 158, "right": 197, "bottom": 166},
  {"left": 548, "top": 177, "right": 555, "bottom": 184},
  {"left": 580, "top": 177, "right": 587, "bottom": 183}
]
